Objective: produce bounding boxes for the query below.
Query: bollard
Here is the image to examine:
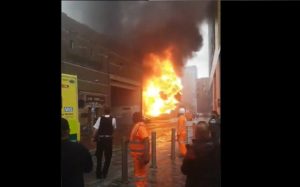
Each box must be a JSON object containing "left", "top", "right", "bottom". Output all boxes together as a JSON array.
[
  {"left": 150, "top": 131, "right": 157, "bottom": 168},
  {"left": 171, "top": 128, "right": 176, "bottom": 160},
  {"left": 192, "top": 123, "right": 196, "bottom": 140},
  {"left": 186, "top": 126, "right": 189, "bottom": 145},
  {"left": 121, "top": 136, "right": 129, "bottom": 184}
]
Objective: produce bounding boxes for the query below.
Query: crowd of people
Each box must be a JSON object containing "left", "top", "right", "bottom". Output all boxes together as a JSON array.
[
  {"left": 181, "top": 110, "right": 220, "bottom": 187},
  {"left": 61, "top": 106, "right": 220, "bottom": 187}
]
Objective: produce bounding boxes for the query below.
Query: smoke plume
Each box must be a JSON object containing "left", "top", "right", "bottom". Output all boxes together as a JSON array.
[{"left": 63, "top": 1, "right": 215, "bottom": 76}]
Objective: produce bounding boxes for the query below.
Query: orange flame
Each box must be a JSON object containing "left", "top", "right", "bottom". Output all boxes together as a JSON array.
[{"left": 143, "top": 49, "right": 183, "bottom": 117}]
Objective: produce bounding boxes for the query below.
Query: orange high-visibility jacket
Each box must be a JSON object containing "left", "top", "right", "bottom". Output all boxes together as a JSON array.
[
  {"left": 129, "top": 122, "right": 149, "bottom": 156},
  {"left": 177, "top": 115, "right": 187, "bottom": 137},
  {"left": 177, "top": 114, "right": 187, "bottom": 156}
]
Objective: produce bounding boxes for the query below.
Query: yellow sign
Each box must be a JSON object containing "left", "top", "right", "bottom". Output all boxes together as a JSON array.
[{"left": 61, "top": 73, "right": 80, "bottom": 141}]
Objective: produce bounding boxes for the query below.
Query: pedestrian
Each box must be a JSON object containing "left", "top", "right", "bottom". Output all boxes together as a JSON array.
[
  {"left": 181, "top": 121, "right": 220, "bottom": 187},
  {"left": 177, "top": 107, "right": 187, "bottom": 157},
  {"left": 61, "top": 118, "right": 93, "bottom": 187},
  {"left": 92, "top": 106, "right": 116, "bottom": 179},
  {"left": 208, "top": 111, "right": 220, "bottom": 144},
  {"left": 129, "top": 112, "right": 150, "bottom": 187}
]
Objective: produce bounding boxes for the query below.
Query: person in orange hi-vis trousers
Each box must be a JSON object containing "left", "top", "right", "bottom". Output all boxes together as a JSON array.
[
  {"left": 177, "top": 107, "right": 187, "bottom": 157},
  {"left": 129, "top": 112, "right": 150, "bottom": 187}
]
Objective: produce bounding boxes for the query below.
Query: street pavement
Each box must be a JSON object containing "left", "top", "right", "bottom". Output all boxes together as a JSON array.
[
  {"left": 83, "top": 117, "right": 209, "bottom": 187},
  {"left": 84, "top": 139, "right": 186, "bottom": 187}
]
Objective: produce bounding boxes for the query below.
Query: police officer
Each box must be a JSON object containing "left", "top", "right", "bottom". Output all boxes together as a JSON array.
[
  {"left": 208, "top": 111, "right": 220, "bottom": 144},
  {"left": 92, "top": 106, "right": 116, "bottom": 179}
]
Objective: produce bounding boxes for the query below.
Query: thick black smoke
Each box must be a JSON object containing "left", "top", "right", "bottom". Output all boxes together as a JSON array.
[{"left": 63, "top": 1, "right": 215, "bottom": 76}]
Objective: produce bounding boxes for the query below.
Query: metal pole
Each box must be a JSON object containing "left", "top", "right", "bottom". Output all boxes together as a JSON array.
[
  {"left": 186, "top": 125, "right": 189, "bottom": 145},
  {"left": 171, "top": 128, "right": 175, "bottom": 160},
  {"left": 150, "top": 131, "right": 157, "bottom": 168},
  {"left": 90, "top": 102, "right": 95, "bottom": 135},
  {"left": 121, "top": 136, "right": 129, "bottom": 184},
  {"left": 192, "top": 122, "right": 196, "bottom": 140}
]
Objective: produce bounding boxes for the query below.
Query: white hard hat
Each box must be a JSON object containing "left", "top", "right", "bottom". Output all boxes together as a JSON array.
[{"left": 179, "top": 108, "right": 185, "bottom": 114}]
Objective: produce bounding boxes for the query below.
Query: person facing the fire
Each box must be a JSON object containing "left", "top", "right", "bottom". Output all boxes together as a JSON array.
[
  {"left": 92, "top": 106, "right": 116, "bottom": 179},
  {"left": 129, "top": 112, "right": 150, "bottom": 187},
  {"left": 61, "top": 118, "right": 93, "bottom": 187},
  {"left": 208, "top": 110, "right": 220, "bottom": 144},
  {"left": 177, "top": 107, "right": 187, "bottom": 157},
  {"left": 181, "top": 122, "right": 220, "bottom": 187}
]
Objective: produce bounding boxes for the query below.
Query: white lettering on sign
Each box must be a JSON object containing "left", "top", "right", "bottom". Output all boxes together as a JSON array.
[{"left": 64, "top": 107, "right": 73, "bottom": 112}]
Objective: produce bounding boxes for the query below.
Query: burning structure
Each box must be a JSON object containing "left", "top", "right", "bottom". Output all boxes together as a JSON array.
[
  {"left": 62, "top": 1, "right": 217, "bottom": 119},
  {"left": 142, "top": 48, "right": 183, "bottom": 117}
]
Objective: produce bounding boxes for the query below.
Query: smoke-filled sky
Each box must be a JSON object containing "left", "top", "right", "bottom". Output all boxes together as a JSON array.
[
  {"left": 61, "top": 1, "right": 214, "bottom": 78},
  {"left": 186, "top": 21, "right": 209, "bottom": 78}
]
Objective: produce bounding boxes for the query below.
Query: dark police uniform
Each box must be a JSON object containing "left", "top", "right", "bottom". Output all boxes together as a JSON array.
[{"left": 94, "top": 115, "right": 115, "bottom": 178}]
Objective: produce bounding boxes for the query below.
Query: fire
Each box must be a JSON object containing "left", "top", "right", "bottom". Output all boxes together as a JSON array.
[{"left": 143, "top": 49, "right": 183, "bottom": 117}]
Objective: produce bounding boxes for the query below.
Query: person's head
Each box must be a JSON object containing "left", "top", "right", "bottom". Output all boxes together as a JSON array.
[
  {"left": 178, "top": 107, "right": 185, "bottom": 115},
  {"left": 132, "top": 112, "right": 143, "bottom": 123},
  {"left": 61, "top": 118, "right": 70, "bottom": 140},
  {"left": 103, "top": 106, "right": 110, "bottom": 115},
  {"left": 195, "top": 121, "right": 210, "bottom": 141}
]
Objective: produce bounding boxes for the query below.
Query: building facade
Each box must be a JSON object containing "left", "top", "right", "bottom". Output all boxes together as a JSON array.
[
  {"left": 61, "top": 13, "right": 143, "bottom": 132},
  {"left": 197, "top": 78, "right": 212, "bottom": 113},
  {"left": 208, "top": 0, "right": 220, "bottom": 115},
  {"left": 182, "top": 66, "right": 198, "bottom": 113}
]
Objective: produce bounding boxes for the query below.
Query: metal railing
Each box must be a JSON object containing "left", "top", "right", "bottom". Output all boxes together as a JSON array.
[
  {"left": 171, "top": 128, "right": 176, "bottom": 160},
  {"left": 121, "top": 136, "right": 129, "bottom": 184},
  {"left": 121, "top": 126, "right": 198, "bottom": 183},
  {"left": 150, "top": 131, "right": 157, "bottom": 169}
]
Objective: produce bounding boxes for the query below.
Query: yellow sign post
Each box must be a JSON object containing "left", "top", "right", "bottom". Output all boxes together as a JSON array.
[{"left": 61, "top": 73, "right": 80, "bottom": 142}]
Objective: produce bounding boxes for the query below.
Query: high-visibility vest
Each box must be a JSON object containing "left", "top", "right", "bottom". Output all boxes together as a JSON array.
[
  {"left": 177, "top": 115, "right": 187, "bottom": 143},
  {"left": 129, "top": 122, "right": 146, "bottom": 155},
  {"left": 177, "top": 115, "right": 187, "bottom": 135}
]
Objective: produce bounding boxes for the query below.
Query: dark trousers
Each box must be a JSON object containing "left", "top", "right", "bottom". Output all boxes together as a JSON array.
[{"left": 96, "top": 137, "right": 113, "bottom": 177}]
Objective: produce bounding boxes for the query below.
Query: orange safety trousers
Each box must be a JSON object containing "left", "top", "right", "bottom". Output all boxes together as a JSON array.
[
  {"left": 132, "top": 153, "right": 147, "bottom": 187},
  {"left": 177, "top": 115, "right": 187, "bottom": 157},
  {"left": 129, "top": 122, "right": 149, "bottom": 187},
  {"left": 177, "top": 132, "right": 187, "bottom": 157}
]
